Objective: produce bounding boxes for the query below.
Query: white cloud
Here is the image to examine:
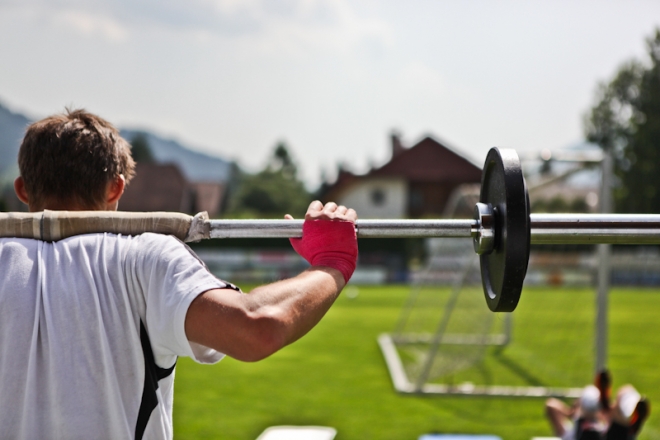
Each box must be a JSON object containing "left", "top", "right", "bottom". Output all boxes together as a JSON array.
[
  {"left": 52, "top": 10, "right": 128, "bottom": 42},
  {"left": 267, "top": 0, "right": 391, "bottom": 55},
  {"left": 133, "top": 0, "right": 393, "bottom": 61},
  {"left": 1, "top": 0, "right": 391, "bottom": 57}
]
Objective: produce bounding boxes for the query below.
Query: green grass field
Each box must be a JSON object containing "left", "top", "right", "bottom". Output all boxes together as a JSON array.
[{"left": 173, "top": 286, "right": 660, "bottom": 440}]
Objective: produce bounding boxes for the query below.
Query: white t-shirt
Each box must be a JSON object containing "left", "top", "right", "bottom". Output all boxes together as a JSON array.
[{"left": 0, "top": 233, "right": 232, "bottom": 440}]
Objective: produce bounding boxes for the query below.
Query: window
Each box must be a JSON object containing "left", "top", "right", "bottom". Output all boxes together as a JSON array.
[
  {"left": 371, "top": 188, "right": 386, "bottom": 206},
  {"left": 409, "top": 189, "right": 424, "bottom": 210}
]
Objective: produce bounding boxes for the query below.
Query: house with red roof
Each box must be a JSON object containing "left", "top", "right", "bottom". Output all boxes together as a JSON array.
[
  {"left": 120, "top": 163, "right": 193, "bottom": 213},
  {"left": 321, "top": 133, "right": 482, "bottom": 219},
  {"left": 120, "top": 163, "right": 227, "bottom": 215}
]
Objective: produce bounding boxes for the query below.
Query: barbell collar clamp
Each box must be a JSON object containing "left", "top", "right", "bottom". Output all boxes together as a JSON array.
[{"left": 472, "top": 202, "right": 495, "bottom": 255}]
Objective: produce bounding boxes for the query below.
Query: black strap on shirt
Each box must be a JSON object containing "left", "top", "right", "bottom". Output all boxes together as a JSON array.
[{"left": 135, "top": 321, "right": 176, "bottom": 440}]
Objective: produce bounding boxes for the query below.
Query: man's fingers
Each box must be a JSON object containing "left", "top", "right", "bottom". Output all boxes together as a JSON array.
[
  {"left": 304, "top": 200, "right": 357, "bottom": 222},
  {"left": 284, "top": 214, "right": 294, "bottom": 220},
  {"left": 309, "top": 200, "right": 324, "bottom": 211},
  {"left": 304, "top": 201, "right": 324, "bottom": 220},
  {"left": 304, "top": 200, "right": 324, "bottom": 218},
  {"left": 322, "top": 202, "right": 338, "bottom": 215}
]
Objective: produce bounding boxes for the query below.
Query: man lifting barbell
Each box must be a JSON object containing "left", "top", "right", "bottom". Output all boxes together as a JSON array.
[
  {"left": 0, "top": 109, "right": 359, "bottom": 439},
  {"left": 2, "top": 109, "right": 660, "bottom": 438},
  {"left": 5, "top": 142, "right": 660, "bottom": 313}
]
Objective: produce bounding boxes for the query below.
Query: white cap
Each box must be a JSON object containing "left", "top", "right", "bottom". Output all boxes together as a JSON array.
[{"left": 580, "top": 385, "right": 601, "bottom": 414}]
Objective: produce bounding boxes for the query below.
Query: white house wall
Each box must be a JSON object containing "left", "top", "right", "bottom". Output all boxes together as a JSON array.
[{"left": 336, "top": 178, "right": 407, "bottom": 219}]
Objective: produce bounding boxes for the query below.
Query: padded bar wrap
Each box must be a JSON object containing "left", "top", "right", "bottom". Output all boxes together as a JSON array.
[{"left": 0, "top": 210, "right": 210, "bottom": 243}]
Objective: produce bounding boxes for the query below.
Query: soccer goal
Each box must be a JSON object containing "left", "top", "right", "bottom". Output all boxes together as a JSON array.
[
  {"left": 379, "top": 157, "right": 612, "bottom": 397},
  {"left": 378, "top": 235, "right": 595, "bottom": 397}
]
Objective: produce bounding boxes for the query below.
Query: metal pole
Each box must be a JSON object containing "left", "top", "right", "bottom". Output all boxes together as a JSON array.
[
  {"left": 208, "top": 219, "right": 477, "bottom": 239},
  {"left": 596, "top": 153, "right": 613, "bottom": 373},
  {"left": 207, "top": 216, "right": 660, "bottom": 244},
  {"left": 528, "top": 214, "right": 660, "bottom": 244}
]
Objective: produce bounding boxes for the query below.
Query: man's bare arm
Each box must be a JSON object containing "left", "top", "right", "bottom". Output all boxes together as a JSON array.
[
  {"left": 184, "top": 200, "right": 357, "bottom": 362},
  {"left": 185, "top": 267, "right": 344, "bottom": 362}
]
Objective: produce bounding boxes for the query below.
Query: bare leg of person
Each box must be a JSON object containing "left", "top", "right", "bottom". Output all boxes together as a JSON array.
[{"left": 546, "top": 398, "right": 574, "bottom": 437}]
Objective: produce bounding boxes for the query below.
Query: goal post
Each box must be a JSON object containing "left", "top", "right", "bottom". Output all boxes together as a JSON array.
[
  {"left": 377, "top": 153, "right": 612, "bottom": 398},
  {"left": 378, "top": 240, "right": 592, "bottom": 398}
]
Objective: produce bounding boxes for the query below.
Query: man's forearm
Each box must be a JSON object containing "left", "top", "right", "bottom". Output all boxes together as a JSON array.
[
  {"left": 185, "top": 267, "right": 345, "bottom": 362},
  {"left": 246, "top": 267, "right": 345, "bottom": 346}
]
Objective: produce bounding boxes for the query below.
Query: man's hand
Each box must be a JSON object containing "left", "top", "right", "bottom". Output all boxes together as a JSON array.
[
  {"left": 285, "top": 200, "right": 357, "bottom": 222},
  {"left": 287, "top": 201, "right": 358, "bottom": 285}
]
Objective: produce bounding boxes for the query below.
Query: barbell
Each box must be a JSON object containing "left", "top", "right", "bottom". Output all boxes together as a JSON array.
[
  {"left": 208, "top": 148, "right": 660, "bottom": 312},
  {"left": 2, "top": 148, "right": 660, "bottom": 312}
]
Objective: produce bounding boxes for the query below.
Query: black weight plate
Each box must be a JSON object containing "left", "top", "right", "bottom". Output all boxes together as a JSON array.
[{"left": 479, "top": 148, "right": 530, "bottom": 312}]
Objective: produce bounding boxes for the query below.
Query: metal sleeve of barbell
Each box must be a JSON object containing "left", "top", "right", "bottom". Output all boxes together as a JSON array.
[
  {"left": 530, "top": 214, "right": 660, "bottom": 244},
  {"left": 207, "top": 219, "right": 478, "bottom": 239}
]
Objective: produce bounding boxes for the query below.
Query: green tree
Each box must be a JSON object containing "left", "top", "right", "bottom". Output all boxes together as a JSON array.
[
  {"left": 569, "top": 197, "right": 589, "bottom": 213},
  {"left": 228, "top": 143, "right": 311, "bottom": 218},
  {"left": 584, "top": 29, "right": 660, "bottom": 213},
  {"left": 270, "top": 142, "right": 297, "bottom": 178},
  {"left": 130, "top": 132, "right": 155, "bottom": 163}
]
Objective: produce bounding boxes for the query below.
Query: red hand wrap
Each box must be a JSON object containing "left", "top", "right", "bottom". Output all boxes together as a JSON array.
[{"left": 289, "top": 219, "right": 358, "bottom": 283}]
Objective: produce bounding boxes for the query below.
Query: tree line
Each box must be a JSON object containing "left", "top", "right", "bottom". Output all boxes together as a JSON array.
[
  {"left": 129, "top": 133, "right": 312, "bottom": 219},
  {"left": 585, "top": 28, "right": 660, "bottom": 213},
  {"left": 225, "top": 142, "right": 312, "bottom": 219}
]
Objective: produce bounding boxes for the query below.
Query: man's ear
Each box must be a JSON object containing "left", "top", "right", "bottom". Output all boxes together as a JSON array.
[
  {"left": 14, "top": 177, "right": 29, "bottom": 205},
  {"left": 106, "top": 174, "right": 126, "bottom": 205}
]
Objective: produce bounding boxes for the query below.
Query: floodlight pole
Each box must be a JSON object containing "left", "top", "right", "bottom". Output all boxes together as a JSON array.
[{"left": 596, "top": 152, "right": 613, "bottom": 373}]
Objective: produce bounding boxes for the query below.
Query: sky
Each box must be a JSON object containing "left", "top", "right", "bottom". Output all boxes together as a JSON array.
[{"left": 1, "top": 0, "right": 659, "bottom": 188}]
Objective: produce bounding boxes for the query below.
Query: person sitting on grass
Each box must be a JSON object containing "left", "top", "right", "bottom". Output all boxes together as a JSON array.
[
  {"left": 0, "top": 109, "right": 359, "bottom": 440},
  {"left": 545, "top": 369, "right": 649, "bottom": 440}
]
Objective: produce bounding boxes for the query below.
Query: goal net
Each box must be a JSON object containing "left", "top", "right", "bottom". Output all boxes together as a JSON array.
[
  {"left": 379, "top": 236, "right": 595, "bottom": 397},
  {"left": 378, "top": 157, "right": 609, "bottom": 397}
]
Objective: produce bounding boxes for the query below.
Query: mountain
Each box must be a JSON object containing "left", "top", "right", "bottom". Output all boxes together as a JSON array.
[
  {"left": 0, "top": 101, "right": 233, "bottom": 185},
  {"left": 120, "top": 129, "right": 232, "bottom": 183},
  {"left": 0, "top": 103, "right": 31, "bottom": 178}
]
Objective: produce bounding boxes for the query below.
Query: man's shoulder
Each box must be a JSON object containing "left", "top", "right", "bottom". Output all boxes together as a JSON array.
[
  {"left": 61, "top": 232, "right": 180, "bottom": 244},
  {"left": 118, "top": 233, "right": 197, "bottom": 262},
  {"left": 0, "top": 237, "right": 41, "bottom": 254},
  {"left": 1, "top": 233, "right": 188, "bottom": 256},
  {"left": 129, "top": 232, "right": 191, "bottom": 250}
]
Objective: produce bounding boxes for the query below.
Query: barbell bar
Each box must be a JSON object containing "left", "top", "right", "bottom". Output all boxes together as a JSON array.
[
  {"left": 206, "top": 214, "right": 660, "bottom": 243},
  {"left": 206, "top": 148, "right": 660, "bottom": 313},
  {"left": 206, "top": 213, "right": 660, "bottom": 313},
  {"left": 2, "top": 148, "right": 659, "bottom": 312}
]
